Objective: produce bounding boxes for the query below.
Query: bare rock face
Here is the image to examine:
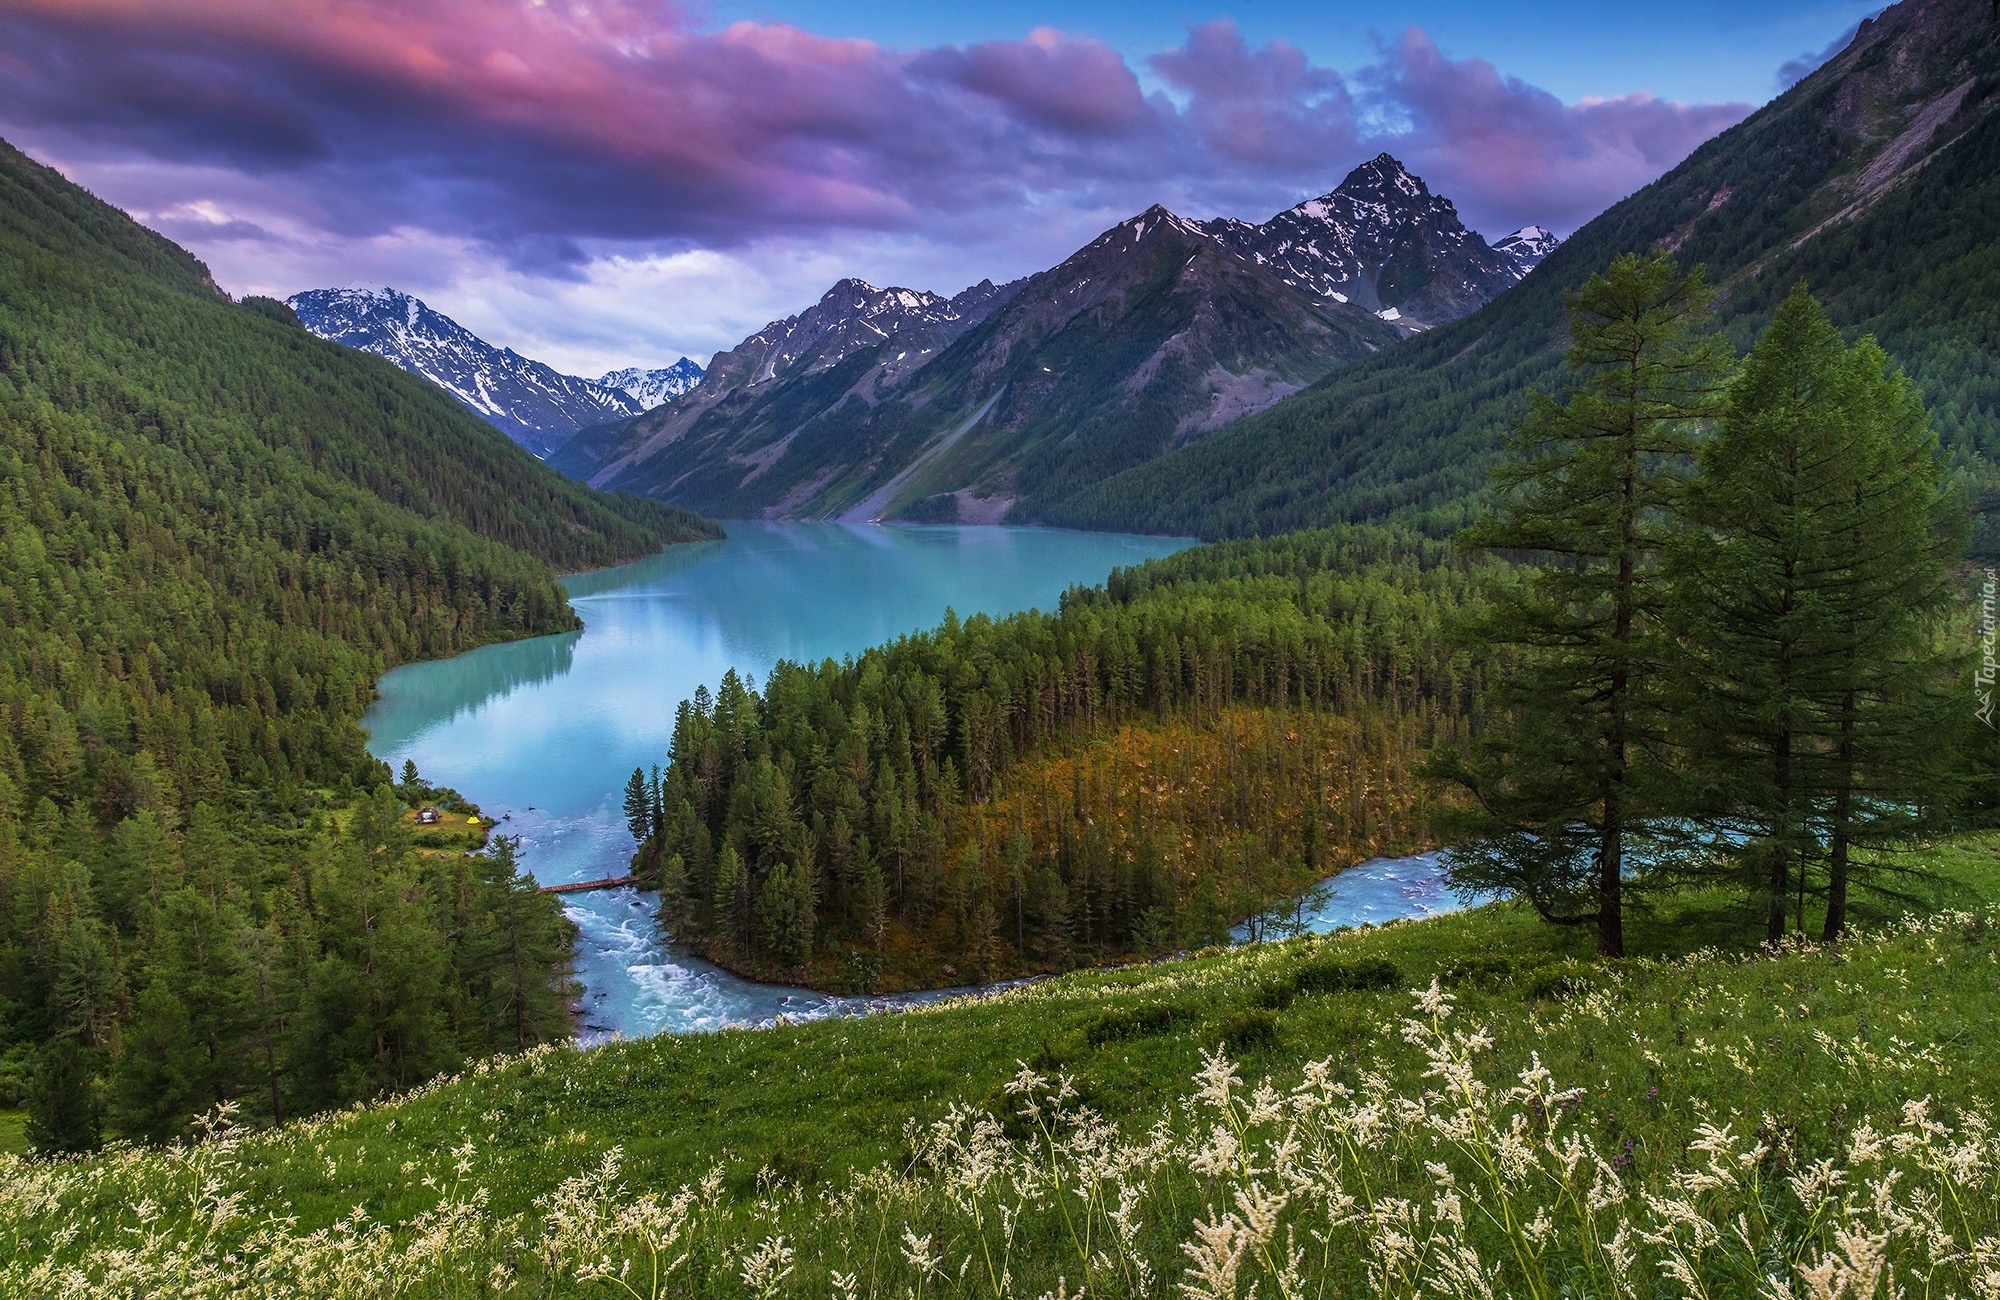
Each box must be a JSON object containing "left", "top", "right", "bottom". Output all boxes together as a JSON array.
[{"left": 1200, "top": 154, "right": 1533, "bottom": 330}]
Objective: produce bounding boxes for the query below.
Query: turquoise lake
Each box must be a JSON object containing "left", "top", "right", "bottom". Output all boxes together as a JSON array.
[
  {"left": 362, "top": 522, "right": 1194, "bottom": 1037},
  {"left": 363, "top": 520, "right": 1480, "bottom": 1039}
]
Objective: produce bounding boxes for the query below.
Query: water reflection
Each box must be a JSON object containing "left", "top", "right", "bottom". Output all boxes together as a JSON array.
[{"left": 377, "top": 630, "right": 580, "bottom": 737}]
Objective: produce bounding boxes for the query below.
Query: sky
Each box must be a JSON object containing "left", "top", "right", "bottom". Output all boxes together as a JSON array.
[{"left": 0, "top": 0, "right": 1883, "bottom": 376}]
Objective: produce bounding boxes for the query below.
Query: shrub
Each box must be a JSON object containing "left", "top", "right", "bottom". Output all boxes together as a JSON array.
[
  {"left": 1525, "top": 958, "right": 1597, "bottom": 1000},
  {"left": 1085, "top": 1004, "right": 1192, "bottom": 1047},
  {"left": 1250, "top": 980, "right": 1296, "bottom": 1011},
  {"left": 1217, "top": 1008, "right": 1280, "bottom": 1053},
  {"left": 1292, "top": 955, "right": 1402, "bottom": 996}
]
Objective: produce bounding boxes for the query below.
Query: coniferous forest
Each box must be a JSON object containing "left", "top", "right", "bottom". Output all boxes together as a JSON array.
[
  {"left": 0, "top": 140, "right": 720, "bottom": 1149},
  {"left": 631, "top": 257, "right": 1980, "bottom": 1005},
  {"left": 8, "top": 0, "right": 2000, "bottom": 1292},
  {"left": 632, "top": 526, "right": 1496, "bottom": 986}
]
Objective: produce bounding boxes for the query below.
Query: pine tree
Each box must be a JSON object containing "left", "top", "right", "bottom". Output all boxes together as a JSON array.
[
  {"left": 756, "top": 860, "right": 815, "bottom": 971},
  {"left": 1436, "top": 253, "right": 1734, "bottom": 956},
  {"left": 1028, "top": 865, "right": 1074, "bottom": 970},
  {"left": 25, "top": 1038, "right": 103, "bottom": 1155},
  {"left": 468, "top": 836, "right": 578, "bottom": 1050},
  {"left": 711, "top": 844, "right": 749, "bottom": 958},
  {"left": 657, "top": 852, "right": 693, "bottom": 939},
  {"left": 622, "top": 768, "right": 652, "bottom": 844},
  {"left": 1670, "top": 286, "right": 1961, "bottom": 939},
  {"left": 109, "top": 979, "right": 206, "bottom": 1143},
  {"left": 236, "top": 912, "right": 295, "bottom": 1127},
  {"left": 852, "top": 844, "right": 887, "bottom": 959}
]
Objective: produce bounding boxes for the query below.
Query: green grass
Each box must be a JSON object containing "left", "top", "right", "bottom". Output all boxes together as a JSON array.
[
  {"left": 6, "top": 835, "right": 1998, "bottom": 1296},
  {"left": 0, "top": 1112, "right": 23, "bottom": 1158}
]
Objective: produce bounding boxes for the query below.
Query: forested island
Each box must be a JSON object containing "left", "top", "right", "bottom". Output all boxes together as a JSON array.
[{"left": 8, "top": 0, "right": 2000, "bottom": 1292}]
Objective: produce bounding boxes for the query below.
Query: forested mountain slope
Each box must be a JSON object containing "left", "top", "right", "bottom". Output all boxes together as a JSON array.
[
  {"left": 0, "top": 137, "right": 719, "bottom": 1139},
  {"left": 1054, "top": 0, "right": 2000, "bottom": 543}
]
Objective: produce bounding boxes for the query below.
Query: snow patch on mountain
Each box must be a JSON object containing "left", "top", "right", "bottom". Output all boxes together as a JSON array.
[
  {"left": 287, "top": 287, "right": 685, "bottom": 458},
  {"left": 1492, "top": 225, "right": 1562, "bottom": 273},
  {"left": 598, "top": 358, "right": 705, "bottom": 409}
]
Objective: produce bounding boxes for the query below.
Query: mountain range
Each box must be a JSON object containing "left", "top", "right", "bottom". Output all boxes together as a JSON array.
[
  {"left": 562, "top": 155, "right": 1551, "bottom": 521},
  {"left": 239, "top": 0, "right": 1995, "bottom": 543},
  {"left": 1053, "top": 0, "right": 2000, "bottom": 547},
  {"left": 286, "top": 287, "right": 704, "bottom": 459}
]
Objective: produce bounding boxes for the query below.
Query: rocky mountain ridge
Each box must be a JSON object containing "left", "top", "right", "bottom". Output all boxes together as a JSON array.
[
  {"left": 564, "top": 159, "right": 1551, "bottom": 520},
  {"left": 598, "top": 359, "right": 705, "bottom": 409},
  {"left": 1199, "top": 154, "right": 1532, "bottom": 327},
  {"left": 286, "top": 287, "right": 702, "bottom": 458}
]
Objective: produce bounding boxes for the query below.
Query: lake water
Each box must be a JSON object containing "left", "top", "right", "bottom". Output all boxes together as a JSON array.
[
  {"left": 363, "top": 522, "right": 1484, "bottom": 1039},
  {"left": 363, "top": 522, "right": 1194, "bottom": 1036}
]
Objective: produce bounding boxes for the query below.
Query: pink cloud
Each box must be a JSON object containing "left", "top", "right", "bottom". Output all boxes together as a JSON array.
[{"left": 0, "top": 0, "right": 1752, "bottom": 276}]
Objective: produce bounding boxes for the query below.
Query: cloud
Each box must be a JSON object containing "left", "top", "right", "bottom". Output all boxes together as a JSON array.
[
  {"left": 0, "top": 1, "right": 1756, "bottom": 368},
  {"left": 915, "top": 28, "right": 1152, "bottom": 136},
  {"left": 1148, "top": 22, "right": 1358, "bottom": 171},
  {"left": 1357, "top": 29, "right": 1751, "bottom": 235}
]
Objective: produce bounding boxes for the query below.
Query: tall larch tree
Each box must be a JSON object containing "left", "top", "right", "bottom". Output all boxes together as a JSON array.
[
  {"left": 1670, "top": 286, "right": 1961, "bottom": 940},
  {"left": 1436, "top": 253, "right": 1734, "bottom": 956}
]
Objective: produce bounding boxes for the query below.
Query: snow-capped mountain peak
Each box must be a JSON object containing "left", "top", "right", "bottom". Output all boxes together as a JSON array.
[
  {"left": 1492, "top": 225, "right": 1562, "bottom": 273},
  {"left": 1197, "top": 155, "right": 1545, "bottom": 327},
  {"left": 287, "top": 287, "right": 697, "bottom": 457},
  {"left": 598, "top": 358, "right": 705, "bottom": 409}
]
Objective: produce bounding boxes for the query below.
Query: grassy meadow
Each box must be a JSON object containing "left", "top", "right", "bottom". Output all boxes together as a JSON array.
[{"left": 6, "top": 836, "right": 1997, "bottom": 1297}]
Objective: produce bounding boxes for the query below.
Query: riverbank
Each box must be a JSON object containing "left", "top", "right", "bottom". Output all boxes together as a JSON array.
[
  {"left": 648, "top": 833, "right": 1454, "bottom": 1000},
  {"left": 15, "top": 832, "right": 1996, "bottom": 1294},
  {"left": 597, "top": 847, "right": 1472, "bottom": 1034},
  {"left": 363, "top": 523, "right": 1195, "bottom": 1038}
]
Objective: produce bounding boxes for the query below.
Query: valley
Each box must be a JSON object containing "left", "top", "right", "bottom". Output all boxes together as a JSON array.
[{"left": 1, "top": 0, "right": 1997, "bottom": 1294}]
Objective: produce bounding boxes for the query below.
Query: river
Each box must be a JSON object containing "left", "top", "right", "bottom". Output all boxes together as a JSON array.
[{"left": 362, "top": 522, "right": 1480, "bottom": 1039}]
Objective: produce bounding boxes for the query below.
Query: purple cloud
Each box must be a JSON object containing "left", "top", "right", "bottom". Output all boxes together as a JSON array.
[
  {"left": 0, "top": 0, "right": 1753, "bottom": 286},
  {"left": 1149, "top": 22, "right": 1359, "bottom": 171},
  {"left": 917, "top": 28, "right": 1153, "bottom": 136},
  {"left": 1357, "top": 29, "right": 1752, "bottom": 235}
]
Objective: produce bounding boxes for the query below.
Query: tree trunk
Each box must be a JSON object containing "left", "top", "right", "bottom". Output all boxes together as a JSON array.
[
  {"left": 1598, "top": 800, "right": 1625, "bottom": 958},
  {"left": 1769, "top": 729, "right": 1792, "bottom": 942},
  {"left": 1824, "top": 690, "right": 1856, "bottom": 941}
]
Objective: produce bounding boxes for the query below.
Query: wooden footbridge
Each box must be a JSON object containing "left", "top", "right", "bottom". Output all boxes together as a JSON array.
[{"left": 538, "top": 874, "right": 639, "bottom": 895}]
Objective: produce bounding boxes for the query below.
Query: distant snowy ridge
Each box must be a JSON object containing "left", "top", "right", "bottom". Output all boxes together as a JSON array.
[
  {"left": 285, "top": 287, "right": 696, "bottom": 458},
  {"left": 598, "top": 358, "right": 705, "bottom": 409},
  {"left": 1492, "top": 225, "right": 1562, "bottom": 274}
]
